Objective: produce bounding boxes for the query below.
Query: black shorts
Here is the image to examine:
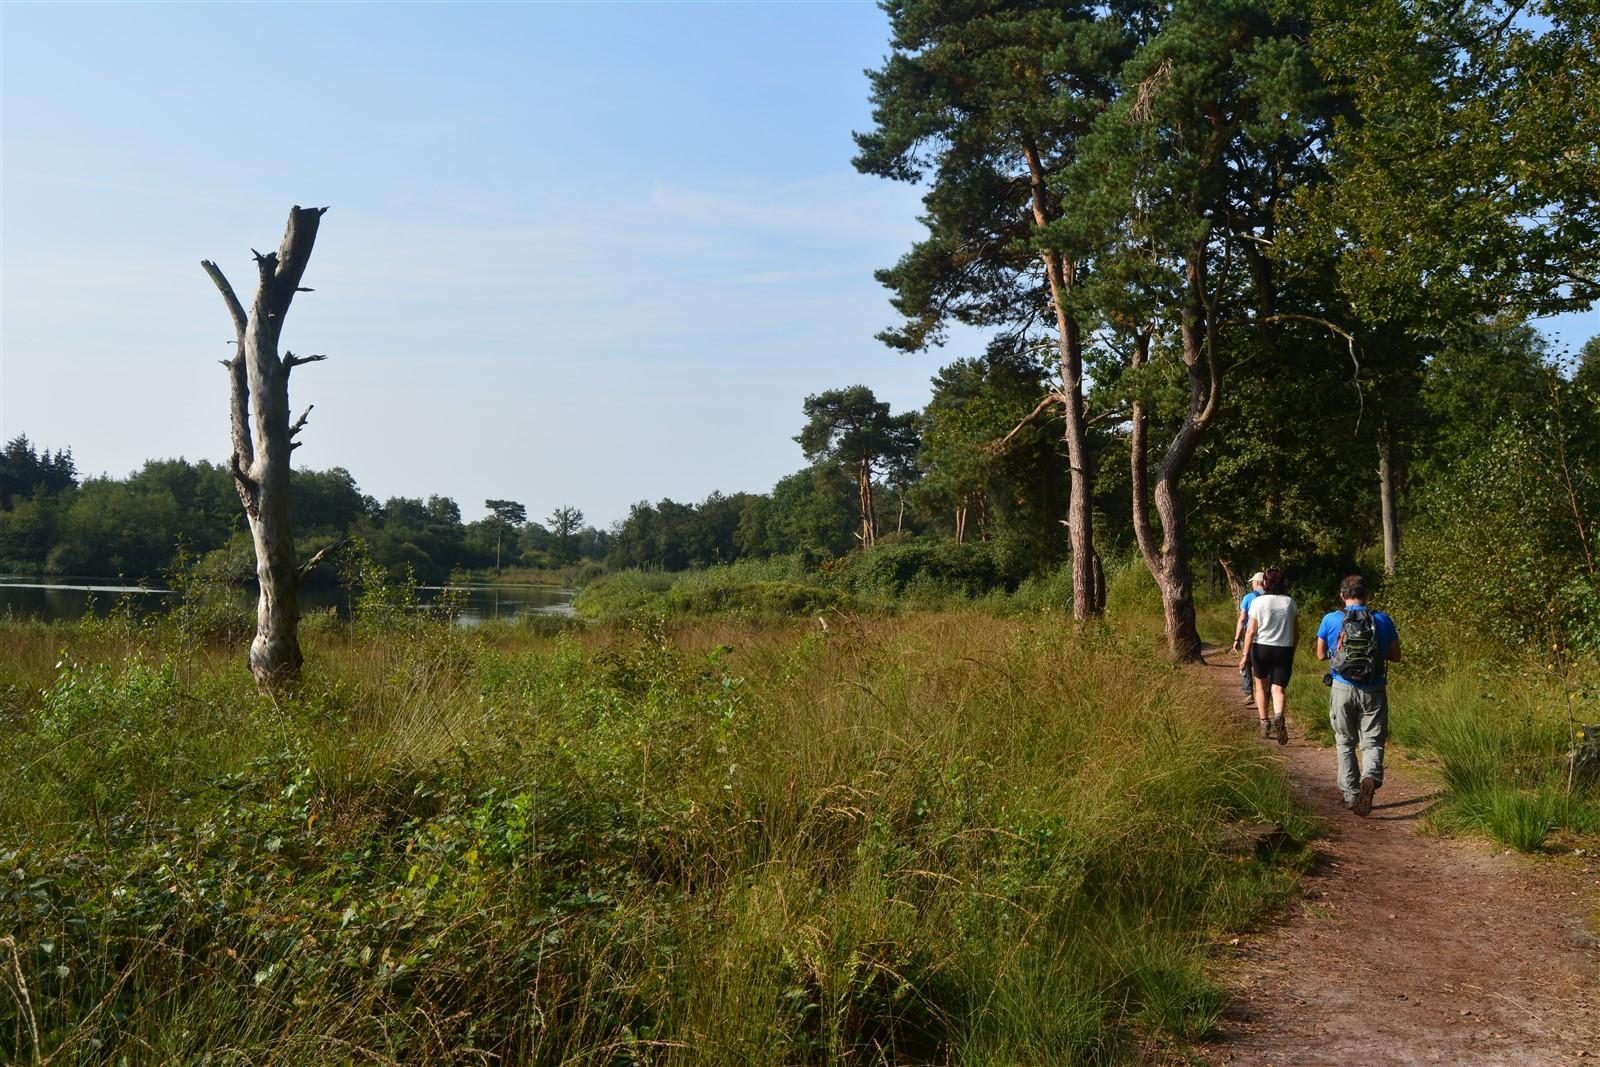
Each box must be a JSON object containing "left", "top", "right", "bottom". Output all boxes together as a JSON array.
[{"left": 1250, "top": 644, "right": 1295, "bottom": 687}]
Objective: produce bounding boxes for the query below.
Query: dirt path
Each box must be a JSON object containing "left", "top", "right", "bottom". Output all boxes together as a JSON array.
[{"left": 1192, "top": 649, "right": 1600, "bottom": 1066}]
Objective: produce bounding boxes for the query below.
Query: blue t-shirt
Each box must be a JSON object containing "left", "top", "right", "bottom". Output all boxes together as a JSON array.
[
  {"left": 1317, "top": 605, "right": 1399, "bottom": 688},
  {"left": 1240, "top": 590, "right": 1260, "bottom": 616}
]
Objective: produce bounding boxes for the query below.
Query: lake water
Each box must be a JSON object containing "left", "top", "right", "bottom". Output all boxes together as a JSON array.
[{"left": 0, "top": 576, "right": 575, "bottom": 626}]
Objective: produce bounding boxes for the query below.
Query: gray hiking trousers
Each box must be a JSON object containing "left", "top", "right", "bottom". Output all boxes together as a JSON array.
[{"left": 1329, "top": 681, "right": 1388, "bottom": 802}]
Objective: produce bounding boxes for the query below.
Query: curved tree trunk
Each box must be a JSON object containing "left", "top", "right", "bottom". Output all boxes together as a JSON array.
[
  {"left": 1129, "top": 254, "right": 1221, "bottom": 663},
  {"left": 1218, "top": 558, "right": 1245, "bottom": 601},
  {"left": 202, "top": 205, "right": 328, "bottom": 689}
]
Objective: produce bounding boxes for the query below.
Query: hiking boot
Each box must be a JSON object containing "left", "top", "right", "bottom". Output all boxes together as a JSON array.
[
  {"left": 1260, "top": 719, "right": 1273, "bottom": 739},
  {"left": 1272, "top": 714, "right": 1288, "bottom": 745},
  {"left": 1353, "top": 777, "right": 1377, "bottom": 817}
]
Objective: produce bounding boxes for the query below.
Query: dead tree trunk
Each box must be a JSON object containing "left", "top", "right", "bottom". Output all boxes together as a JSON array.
[
  {"left": 1377, "top": 424, "right": 1399, "bottom": 576},
  {"left": 202, "top": 205, "right": 330, "bottom": 689}
]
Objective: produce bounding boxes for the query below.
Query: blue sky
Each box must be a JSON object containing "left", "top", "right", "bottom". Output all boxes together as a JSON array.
[{"left": 3, "top": 2, "right": 1596, "bottom": 527}]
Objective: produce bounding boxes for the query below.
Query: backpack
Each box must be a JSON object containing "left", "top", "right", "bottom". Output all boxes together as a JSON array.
[{"left": 1331, "top": 608, "right": 1379, "bottom": 682}]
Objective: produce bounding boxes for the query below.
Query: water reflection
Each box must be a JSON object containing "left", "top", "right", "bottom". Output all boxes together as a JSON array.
[{"left": 0, "top": 576, "right": 574, "bottom": 625}]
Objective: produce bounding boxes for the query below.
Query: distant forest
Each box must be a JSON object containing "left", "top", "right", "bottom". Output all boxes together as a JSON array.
[{"left": 4, "top": 325, "right": 1595, "bottom": 616}]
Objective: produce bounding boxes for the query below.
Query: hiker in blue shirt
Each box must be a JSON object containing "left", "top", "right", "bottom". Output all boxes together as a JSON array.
[
  {"left": 1315, "top": 574, "right": 1401, "bottom": 817},
  {"left": 1231, "top": 570, "right": 1266, "bottom": 707}
]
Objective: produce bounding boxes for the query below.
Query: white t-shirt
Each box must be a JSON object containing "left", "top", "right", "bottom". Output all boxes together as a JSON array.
[{"left": 1248, "top": 594, "right": 1297, "bottom": 647}]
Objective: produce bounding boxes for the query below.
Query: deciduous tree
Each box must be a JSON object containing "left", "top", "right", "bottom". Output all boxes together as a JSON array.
[{"left": 547, "top": 505, "right": 584, "bottom": 565}]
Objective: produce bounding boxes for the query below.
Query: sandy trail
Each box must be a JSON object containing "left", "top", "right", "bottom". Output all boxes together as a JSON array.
[{"left": 1192, "top": 650, "right": 1600, "bottom": 1066}]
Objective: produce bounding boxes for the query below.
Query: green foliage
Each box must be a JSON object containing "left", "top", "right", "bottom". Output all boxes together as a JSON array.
[
  {"left": 165, "top": 540, "right": 254, "bottom": 646},
  {"left": 0, "top": 450, "right": 615, "bottom": 585},
  {"left": 0, "top": 434, "right": 76, "bottom": 510},
  {"left": 833, "top": 540, "right": 1035, "bottom": 601},
  {"left": 577, "top": 559, "right": 858, "bottom": 623},
  {"left": 570, "top": 568, "right": 678, "bottom": 619},
  {"left": 339, "top": 536, "right": 420, "bottom": 634},
  {"left": 1392, "top": 384, "right": 1600, "bottom": 658},
  {"left": 1295, "top": 0, "right": 1600, "bottom": 324},
  {"left": 1388, "top": 652, "right": 1600, "bottom": 853},
  {"left": 1102, "top": 556, "right": 1163, "bottom": 618},
  {"left": 797, "top": 385, "right": 919, "bottom": 547},
  {"left": 913, "top": 349, "right": 1069, "bottom": 559},
  {"left": 855, "top": 0, "right": 1126, "bottom": 350}
]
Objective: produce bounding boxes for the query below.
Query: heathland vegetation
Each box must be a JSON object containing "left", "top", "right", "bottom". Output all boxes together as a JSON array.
[{"left": 3, "top": 570, "right": 1313, "bottom": 1063}]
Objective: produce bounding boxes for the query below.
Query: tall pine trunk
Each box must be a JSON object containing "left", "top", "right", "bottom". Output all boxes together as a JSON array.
[
  {"left": 856, "top": 457, "right": 877, "bottom": 549},
  {"left": 1025, "top": 143, "right": 1098, "bottom": 621},
  {"left": 202, "top": 206, "right": 329, "bottom": 689}
]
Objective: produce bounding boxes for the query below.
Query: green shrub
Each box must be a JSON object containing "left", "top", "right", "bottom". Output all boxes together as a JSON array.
[
  {"left": 834, "top": 540, "right": 1034, "bottom": 600},
  {"left": 571, "top": 569, "right": 676, "bottom": 619},
  {"left": 1103, "top": 556, "right": 1162, "bottom": 616}
]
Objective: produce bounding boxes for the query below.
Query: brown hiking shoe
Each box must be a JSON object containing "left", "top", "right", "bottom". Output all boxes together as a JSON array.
[
  {"left": 1273, "top": 715, "right": 1288, "bottom": 745},
  {"left": 1260, "top": 719, "right": 1273, "bottom": 739},
  {"left": 1353, "top": 777, "right": 1377, "bottom": 817}
]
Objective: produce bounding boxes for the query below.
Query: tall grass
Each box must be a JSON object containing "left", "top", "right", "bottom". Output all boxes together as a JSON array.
[
  {"left": 0, "top": 608, "right": 1306, "bottom": 1065},
  {"left": 1281, "top": 609, "right": 1600, "bottom": 852},
  {"left": 563, "top": 551, "right": 1600, "bottom": 857}
]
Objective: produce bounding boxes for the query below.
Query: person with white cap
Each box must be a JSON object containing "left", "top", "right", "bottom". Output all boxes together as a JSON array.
[
  {"left": 1231, "top": 570, "right": 1266, "bottom": 706},
  {"left": 1239, "top": 567, "right": 1297, "bottom": 743}
]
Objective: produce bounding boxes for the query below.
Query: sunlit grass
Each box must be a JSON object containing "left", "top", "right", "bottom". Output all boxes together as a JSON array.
[{"left": 0, "top": 606, "right": 1306, "bottom": 1065}]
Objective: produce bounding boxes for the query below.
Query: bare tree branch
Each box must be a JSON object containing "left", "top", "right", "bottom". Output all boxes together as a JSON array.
[
  {"left": 1087, "top": 407, "right": 1129, "bottom": 427},
  {"left": 296, "top": 538, "right": 349, "bottom": 586},
  {"left": 988, "top": 391, "right": 1065, "bottom": 456},
  {"left": 1230, "top": 311, "right": 1364, "bottom": 425},
  {"left": 289, "top": 404, "right": 313, "bottom": 438},
  {"left": 200, "top": 260, "right": 248, "bottom": 339},
  {"left": 283, "top": 352, "right": 328, "bottom": 370}
]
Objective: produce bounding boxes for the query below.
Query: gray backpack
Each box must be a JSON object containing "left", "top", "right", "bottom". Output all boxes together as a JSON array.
[{"left": 1330, "top": 608, "right": 1379, "bottom": 682}]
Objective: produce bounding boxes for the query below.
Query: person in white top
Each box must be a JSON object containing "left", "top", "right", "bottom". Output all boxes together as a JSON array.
[{"left": 1237, "top": 567, "right": 1297, "bottom": 744}]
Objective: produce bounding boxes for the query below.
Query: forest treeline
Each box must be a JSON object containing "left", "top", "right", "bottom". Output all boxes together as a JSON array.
[
  {"left": 4, "top": 322, "right": 1595, "bottom": 636},
  {"left": 0, "top": 437, "right": 609, "bottom": 583}
]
